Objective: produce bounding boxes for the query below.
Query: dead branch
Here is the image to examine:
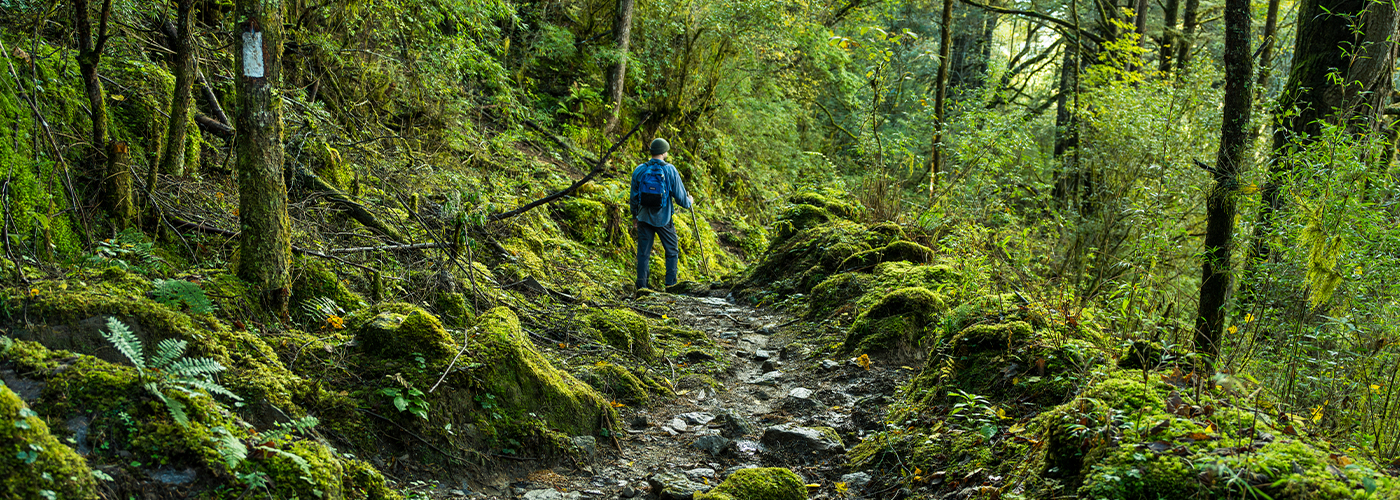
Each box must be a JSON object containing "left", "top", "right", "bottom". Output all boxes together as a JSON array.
[
  {"left": 488, "top": 113, "right": 650, "bottom": 222},
  {"left": 287, "top": 164, "right": 408, "bottom": 242}
]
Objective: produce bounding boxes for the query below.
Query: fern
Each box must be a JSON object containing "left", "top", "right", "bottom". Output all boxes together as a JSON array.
[
  {"left": 300, "top": 296, "right": 343, "bottom": 323},
  {"left": 103, "top": 317, "right": 147, "bottom": 372},
  {"left": 102, "top": 318, "right": 242, "bottom": 428},
  {"left": 152, "top": 279, "right": 215, "bottom": 314}
]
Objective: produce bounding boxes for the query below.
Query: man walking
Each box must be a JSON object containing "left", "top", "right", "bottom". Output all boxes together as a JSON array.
[{"left": 630, "top": 138, "right": 693, "bottom": 291}]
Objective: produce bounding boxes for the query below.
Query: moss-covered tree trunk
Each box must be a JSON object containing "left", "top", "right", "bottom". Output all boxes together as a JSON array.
[
  {"left": 1158, "top": 0, "right": 1178, "bottom": 74},
  {"left": 1175, "top": 0, "right": 1199, "bottom": 78},
  {"left": 1195, "top": 0, "right": 1251, "bottom": 361},
  {"left": 103, "top": 141, "right": 135, "bottom": 229},
  {"left": 1250, "top": 0, "right": 1398, "bottom": 266},
  {"left": 1255, "top": 0, "right": 1281, "bottom": 88},
  {"left": 235, "top": 0, "right": 291, "bottom": 317},
  {"left": 927, "top": 0, "right": 953, "bottom": 200},
  {"left": 74, "top": 0, "right": 113, "bottom": 156},
  {"left": 159, "top": 0, "right": 196, "bottom": 177},
  {"left": 603, "top": 0, "right": 634, "bottom": 135}
]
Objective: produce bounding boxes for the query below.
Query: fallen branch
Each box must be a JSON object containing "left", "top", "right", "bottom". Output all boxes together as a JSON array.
[
  {"left": 287, "top": 164, "right": 408, "bottom": 242},
  {"left": 194, "top": 113, "right": 233, "bottom": 139},
  {"left": 488, "top": 113, "right": 650, "bottom": 222},
  {"left": 166, "top": 215, "right": 378, "bottom": 273},
  {"left": 326, "top": 242, "right": 448, "bottom": 254}
]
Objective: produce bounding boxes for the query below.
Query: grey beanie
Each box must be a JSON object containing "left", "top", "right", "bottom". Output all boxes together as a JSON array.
[{"left": 649, "top": 138, "right": 670, "bottom": 156}]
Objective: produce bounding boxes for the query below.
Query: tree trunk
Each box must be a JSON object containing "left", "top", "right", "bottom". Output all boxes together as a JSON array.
[
  {"left": 159, "top": 0, "right": 197, "bottom": 177},
  {"left": 1133, "top": 0, "right": 1149, "bottom": 72},
  {"left": 104, "top": 141, "right": 135, "bottom": 229},
  {"left": 603, "top": 0, "right": 635, "bottom": 135},
  {"left": 1159, "top": 0, "right": 1179, "bottom": 74},
  {"left": 928, "top": 0, "right": 954, "bottom": 199},
  {"left": 235, "top": 0, "right": 291, "bottom": 317},
  {"left": 1195, "top": 0, "right": 1252, "bottom": 362},
  {"left": 74, "top": 0, "right": 114, "bottom": 154},
  {"left": 1175, "top": 0, "right": 1200, "bottom": 78},
  {"left": 1255, "top": 0, "right": 1281, "bottom": 89},
  {"left": 1052, "top": 45, "right": 1081, "bottom": 203},
  {"left": 1250, "top": 0, "right": 1398, "bottom": 265},
  {"left": 948, "top": 2, "right": 996, "bottom": 95}
]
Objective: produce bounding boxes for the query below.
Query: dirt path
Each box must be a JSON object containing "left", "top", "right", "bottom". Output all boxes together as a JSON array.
[{"left": 433, "top": 293, "right": 915, "bottom": 499}]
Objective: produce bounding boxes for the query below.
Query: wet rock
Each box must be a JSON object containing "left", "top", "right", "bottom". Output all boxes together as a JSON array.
[
  {"left": 668, "top": 417, "right": 689, "bottom": 432},
  {"left": 761, "top": 360, "right": 781, "bottom": 372},
  {"left": 788, "top": 388, "right": 813, "bottom": 399},
  {"left": 760, "top": 423, "right": 845, "bottom": 455},
  {"left": 715, "top": 411, "right": 756, "bottom": 438},
  {"left": 693, "top": 435, "right": 732, "bottom": 456},
  {"left": 630, "top": 415, "right": 650, "bottom": 429},
  {"left": 667, "top": 280, "right": 710, "bottom": 295},
  {"left": 151, "top": 467, "right": 197, "bottom": 485},
  {"left": 571, "top": 436, "right": 597, "bottom": 456},
  {"left": 782, "top": 387, "right": 821, "bottom": 412},
  {"left": 620, "top": 485, "right": 640, "bottom": 498},
  {"left": 820, "top": 359, "right": 841, "bottom": 370},
  {"left": 523, "top": 489, "right": 581, "bottom": 500},
  {"left": 753, "top": 349, "right": 775, "bottom": 361},
  {"left": 684, "top": 468, "right": 717, "bottom": 481},
  {"left": 840, "top": 472, "right": 872, "bottom": 491},
  {"left": 647, "top": 472, "right": 711, "bottom": 500},
  {"left": 732, "top": 440, "right": 764, "bottom": 456},
  {"left": 678, "top": 412, "right": 716, "bottom": 425},
  {"left": 752, "top": 371, "right": 783, "bottom": 386}
]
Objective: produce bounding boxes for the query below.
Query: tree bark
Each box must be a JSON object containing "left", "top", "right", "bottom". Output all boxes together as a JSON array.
[
  {"left": 929, "top": 0, "right": 954, "bottom": 199},
  {"left": 1051, "top": 44, "right": 1081, "bottom": 203},
  {"left": 1159, "top": 0, "right": 1179, "bottom": 74},
  {"left": 603, "top": 0, "right": 635, "bottom": 135},
  {"left": 104, "top": 141, "right": 135, "bottom": 229},
  {"left": 74, "top": 0, "right": 114, "bottom": 154},
  {"left": 1133, "top": 0, "right": 1148, "bottom": 72},
  {"left": 235, "top": 0, "right": 291, "bottom": 317},
  {"left": 1195, "top": 0, "right": 1252, "bottom": 362},
  {"left": 948, "top": 1, "right": 996, "bottom": 95},
  {"left": 1250, "top": 0, "right": 1398, "bottom": 266},
  {"left": 159, "top": 0, "right": 197, "bottom": 177},
  {"left": 1255, "top": 0, "right": 1282, "bottom": 89},
  {"left": 1175, "top": 0, "right": 1200, "bottom": 78}
]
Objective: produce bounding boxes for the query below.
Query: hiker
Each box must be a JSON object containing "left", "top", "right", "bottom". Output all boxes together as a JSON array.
[{"left": 630, "top": 138, "right": 693, "bottom": 291}]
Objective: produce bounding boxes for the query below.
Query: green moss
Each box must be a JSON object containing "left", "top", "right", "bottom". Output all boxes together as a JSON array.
[
  {"left": 291, "top": 258, "right": 369, "bottom": 323},
  {"left": 0, "top": 384, "right": 98, "bottom": 500},
  {"left": 950, "top": 321, "right": 1034, "bottom": 352},
  {"left": 742, "top": 219, "right": 874, "bottom": 295},
  {"left": 772, "top": 204, "right": 833, "bottom": 242},
  {"left": 343, "top": 458, "right": 404, "bottom": 500},
  {"left": 787, "top": 191, "right": 859, "bottom": 219},
  {"left": 580, "top": 308, "right": 656, "bottom": 361},
  {"left": 258, "top": 440, "right": 344, "bottom": 500},
  {"left": 557, "top": 198, "right": 607, "bottom": 243},
  {"left": 433, "top": 292, "right": 475, "bottom": 328},
  {"left": 456, "top": 307, "right": 613, "bottom": 437},
  {"left": 839, "top": 240, "right": 935, "bottom": 271},
  {"left": 352, "top": 308, "right": 457, "bottom": 362},
  {"left": 694, "top": 467, "right": 808, "bottom": 500},
  {"left": 842, "top": 287, "right": 945, "bottom": 357},
  {"left": 576, "top": 362, "right": 652, "bottom": 405},
  {"left": 808, "top": 273, "right": 874, "bottom": 318}
]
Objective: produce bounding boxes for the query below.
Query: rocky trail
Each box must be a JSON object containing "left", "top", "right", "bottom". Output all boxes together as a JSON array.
[{"left": 432, "top": 292, "right": 916, "bottom": 500}]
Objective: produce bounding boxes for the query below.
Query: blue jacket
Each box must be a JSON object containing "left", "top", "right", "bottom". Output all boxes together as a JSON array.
[{"left": 630, "top": 159, "right": 691, "bottom": 227}]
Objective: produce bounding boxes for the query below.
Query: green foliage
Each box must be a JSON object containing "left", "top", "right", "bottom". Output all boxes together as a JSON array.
[
  {"left": 151, "top": 279, "right": 214, "bottom": 315},
  {"left": 377, "top": 387, "right": 429, "bottom": 420},
  {"left": 87, "top": 229, "right": 165, "bottom": 273},
  {"left": 100, "top": 318, "right": 240, "bottom": 427}
]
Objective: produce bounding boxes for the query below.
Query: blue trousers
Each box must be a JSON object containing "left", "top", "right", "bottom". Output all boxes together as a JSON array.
[{"left": 635, "top": 221, "right": 679, "bottom": 290}]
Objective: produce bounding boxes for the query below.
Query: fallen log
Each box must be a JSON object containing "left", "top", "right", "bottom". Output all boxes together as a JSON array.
[
  {"left": 488, "top": 113, "right": 649, "bottom": 222},
  {"left": 286, "top": 164, "right": 409, "bottom": 243}
]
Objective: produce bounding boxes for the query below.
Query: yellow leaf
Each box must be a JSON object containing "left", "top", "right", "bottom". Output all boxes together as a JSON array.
[
  {"left": 857, "top": 354, "right": 871, "bottom": 370},
  {"left": 662, "top": 314, "right": 669, "bottom": 320},
  {"left": 1244, "top": 313, "right": 1254, "bottom": 323},
  {"left": 1227, "top": 325, "right": 1238, "bottom": 334},
  {"left": 1371, "top": 384, "right": 1382, "bottom": 393},
  {"left": 111, "top": 94, "right": 125, "bottom": 101},
  {"left": 610, "top": 401, "right": 626, "bottom": 408}
]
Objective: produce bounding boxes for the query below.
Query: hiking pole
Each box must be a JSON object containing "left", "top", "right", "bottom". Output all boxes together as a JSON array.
[{"left": 689, "top": 205, "right": 709, "bottom": 276}]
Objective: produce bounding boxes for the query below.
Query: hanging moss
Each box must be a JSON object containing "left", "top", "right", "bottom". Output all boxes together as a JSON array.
[{"left": 0, "top": 384, "right": 98, "bottom": 500}]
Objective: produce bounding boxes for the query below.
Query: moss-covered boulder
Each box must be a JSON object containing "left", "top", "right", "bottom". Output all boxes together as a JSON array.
[
  {"left": 352, "top": 307, "right": 457, "bottom": 362},
  {"left": 579, "top": 308, "right": 656, "bottom": 361},
  {"left": 556, "top": 198, "right": 607, "bottom": 243},
  {"left": 842, "top": 287, "right": 946, "bottom": 359},
  {"left": 454, "top": 307, "right": 613, "bottom": 438},
  {"left": 742, "top": 219, "right": 877, "bottom": 295},
  {"left": 694, "top": 467, "right": 808, "bottom": 500},
  {"left": 0, "top": 384, "right": 98, "bottom": 500},
  {"left": 575, "top": 362, "right": 652, "bottom": 405},
  {"left": 787, "top": 191, "right": 859, "bottom": 220},
  {"left": 290, "top": 258, "right": 368, "bottom": 324},
  {"left": 433, "top": 291, "right": 476, "bottom": 328},
  {"left": 808, "top": 273, "right": 874, "bottom": 319},
  {"left": 839, "top": 240, "right": 935, "bottom": 271}
]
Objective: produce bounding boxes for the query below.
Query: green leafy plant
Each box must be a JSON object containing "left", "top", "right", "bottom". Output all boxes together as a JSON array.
[
  {"left": 151, "top": 279, "right": 215, "bottom": 314},
  {"left": 87, "top": 228, "right": 165, "bottom": 272},
  {"left": 101, "top": 317, "right": 240, "bottom": 427},
  {"left": 378, "top": 386, "right": 430, "bottom": 420},
  {"left": 212, "top": 416, "right": 322, "bottom": 492}
]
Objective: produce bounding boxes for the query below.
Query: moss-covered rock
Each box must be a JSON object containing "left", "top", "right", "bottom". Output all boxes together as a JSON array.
[
  {"left": 772, "top": 204, "right": 833, "bottom": 242},
  {"left": 808, "top": 273, "right": 874, "bottom": 319},
  {"left": 580, "top": 308, "right": 656, "bottom": 361},
  {"left": 0, "top": 384, "right": 98, "bottom": 500},
  {"left": 839, "top": 240, "right": 935, "bottom": 271},
  {"left": 352, "top": 308, "right": 457, "bottom": 362},
  {"left": 694, "top": 467, "right": 808, "bottom": 500},
  {"left": 433, "top": 291, "right": 475, "bottom": 328},
  {"left": 742, "top": 219, "right": 875, "bottom": 295},
  {"left": 260, "top": 440, "right": 344, "bottom": 500},
  {"left": 291, "top": 258, "right": 368, "bottom": 324},
  {"left": 842, "top": 287, "right": 946, "bottom": 359},
  {"left": 556, "top": 198, "right": 607, "bottom": 243},
  {"left": 454, "top": 307, "right": 613, "bottom": 438},
  {"left": 575, "top": 362, "right": 652, "bottom": 405},
  {"left": 787, "top": 191, "right": 859, "bottom": 220}
]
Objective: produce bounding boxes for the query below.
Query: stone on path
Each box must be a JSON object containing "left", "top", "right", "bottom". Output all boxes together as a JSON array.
[
  {"left": 677, "top": 412, "right": 715, "bottom": 425},
  {"left": 760, "top": 423, "right": 845, "bottom": 456},
  {"left": 714, "top": 411, "right": 755, "bottom": 438},
  {"left": 647, "top": 472, "right": 711, "bottom": 500},
  {"left": 840, "top": 472, "right": 872, "bottom": 491},
  {"left": 692, "top": 435, "right": 731, "bottom": 456}
]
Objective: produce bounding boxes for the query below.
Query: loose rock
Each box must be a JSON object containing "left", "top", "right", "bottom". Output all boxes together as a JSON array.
[
  {"left": 647, "top": 472, "right": 711, "bottom": 500},
  {"left": 677, "top": 412, "right": 716, "bottom": 425},
  {"left": 840, "top": 472, "right": 872, "bottom": 491},
  {"left": 760, "top": 423, "right": 845, "bottom": 455},
  {"left": 714, "top": 411, "right": 755, "bottom": 438},
  {"left": 693, "top": 435, "right": 732, "bottom": 456}
]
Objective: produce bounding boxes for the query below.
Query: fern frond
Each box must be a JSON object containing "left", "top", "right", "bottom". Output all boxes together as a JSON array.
[
  {"left": 103, "top": 317, "right": 146, "bottom": 372},
  {"left": 150, "top": 338, "right": 188, "bottom": 370},
  {"left": 152, "top": 279, "right": 215, "bottom": 315},
  {"left": 166, "top": 357, "right": 227, "bottom": 379},
  {"left": 211, "top": 426, "right": 249, "bottom": 470},
  {"left": 173, "top": 378, "right": 243, "bottom": 401},
  {"left": 263, "top": 446, "right": 314, "bottom": 480},
  {"left": 146, "top": 382, "right": 189, "bottom": 427}
]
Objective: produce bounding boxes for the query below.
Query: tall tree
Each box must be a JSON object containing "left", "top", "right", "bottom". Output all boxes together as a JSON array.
[
  {"left": 1250, "top": 0, "right": 1398, "bottom": 265},
  {"left": 74, "top": 0, "right": 114, "bottom": 153},
  {"left": 159, "top": 0, "right": 197, "bottom": 177},
  {"left": 235, "top": 0, "right": 292, "bottom": 316},
  {"left": 1195, "top": 0, "right": 1252, "bottom": 360},
  {"left": 1159, "top": 0, "right": 1179, "bottom": 73},
  {"left": 929, "top": 0, "right": 954, "bottom": 199},
  {"left": 1175, "top": 0, "right": 1199, "bottom": 77},
  {"left": 1255, "top": 0, "right": 1282, "bottom": 88},
  {"left": 603, "top": 0, "right": 635, "bottom": 135}
]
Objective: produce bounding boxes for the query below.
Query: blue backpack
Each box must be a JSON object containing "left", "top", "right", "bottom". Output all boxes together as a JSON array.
[{"left": 638, "top": 162, "right": 669, "bottom": 208}]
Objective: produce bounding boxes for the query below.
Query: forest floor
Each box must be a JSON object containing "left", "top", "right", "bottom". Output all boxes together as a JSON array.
[{"left": 412, "top": 290, "right": 912, "bottom": 499}]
